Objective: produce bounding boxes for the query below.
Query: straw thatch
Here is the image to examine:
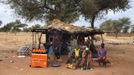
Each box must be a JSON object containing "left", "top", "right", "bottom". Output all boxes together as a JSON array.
[
  {"left": 47, "top": 19, "right": 91, "bottom": 32},
  {"left": 47, "top": 19, "right": 103, "bottom": 36},
  {"left": 32, "top": 19, "right": 104, "bottom": 36}
]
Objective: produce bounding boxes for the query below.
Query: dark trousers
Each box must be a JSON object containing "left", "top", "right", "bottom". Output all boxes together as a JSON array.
[{"left": 53, "top": 47, "right": 60, "bottom": 59}]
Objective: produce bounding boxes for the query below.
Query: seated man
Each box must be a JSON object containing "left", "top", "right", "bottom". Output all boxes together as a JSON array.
[{"left": 98, "top": 43, "right": 107, "bottom": 66}]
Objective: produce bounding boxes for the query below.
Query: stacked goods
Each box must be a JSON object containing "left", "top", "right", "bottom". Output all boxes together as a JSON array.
[{"left": 32, "top": 49, "right": 47, "bottom": 53}]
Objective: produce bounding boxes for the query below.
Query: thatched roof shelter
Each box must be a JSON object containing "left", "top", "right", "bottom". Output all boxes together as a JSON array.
[
  {"left": 31, "top": 19, "right": 104, "bottom": 54},
  {"left": 32, "top": 19, "right": 104, "bottom": 37},
  {"left": 46, "top": 19, "right": 104, "bottom": 36}
]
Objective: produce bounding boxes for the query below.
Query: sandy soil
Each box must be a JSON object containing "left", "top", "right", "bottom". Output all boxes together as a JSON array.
[{"left": 0, "top": 32, "right": 134, "bottom": 75}]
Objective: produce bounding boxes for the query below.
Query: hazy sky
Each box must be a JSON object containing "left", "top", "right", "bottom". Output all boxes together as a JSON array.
[{"left": 0, "top": 0, "right": 134, "bottom": 27}]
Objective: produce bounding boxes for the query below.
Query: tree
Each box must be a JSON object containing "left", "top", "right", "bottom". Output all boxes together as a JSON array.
[
  {"left": 4, "top": 0, "right": 130, "bottom": 28},
  {"left": 23, "top": 24, "right": 42, "bottom": 32},
  {"left": 100, "top": 17, "right": 131, "bottom": 38},
  {"left": 119, "top": 17, "right": 131, "bottom": 33},
  {"left": 101, "top": 20, "right": 122, "bottom": 38},
  {"left": 31, "top": 24, "right": 42, "bottom": 29},
  {"left": 5, "top": 0, "right": 81, "bottom": 23},
  {"left": 11, "top": 20, "right": 28, "bottom": 32},
  {"left": 131, "top": 27, "right": 134, "bottom": 33},
  {"left": 100, "top": 19, "right": 113, "bottom": 32},
  {"left": 80, "top": 0, "right": 130, "bottom": 29},
  {"left": 0, "top": 20, "right": 27, "bottom": 32},
  {"left": 23, "top": 27, "right": 30, "bottom": 32},
  {"left": 112, "top": 20, "right": 123, "bottom": 38}
]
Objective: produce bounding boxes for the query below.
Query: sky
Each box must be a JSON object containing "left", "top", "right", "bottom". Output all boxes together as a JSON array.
[{"left": 0, "top": 0, "right": 134, "bottom": 28}]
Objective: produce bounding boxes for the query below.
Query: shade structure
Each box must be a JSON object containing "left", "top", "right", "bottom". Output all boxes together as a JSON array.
[{"left": 31, "top": 19, "right": 104, "bottom": 36}]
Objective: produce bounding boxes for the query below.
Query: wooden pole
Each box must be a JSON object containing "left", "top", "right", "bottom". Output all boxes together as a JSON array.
[
  {"left": 101, "top": 34, "right": 104, "bottom": 43},
  {"left": 38, "top": 33, "right": 43, "bottom": 49},
  {"left": 32, "top": 32, "right": 34, "bottom": 50}
]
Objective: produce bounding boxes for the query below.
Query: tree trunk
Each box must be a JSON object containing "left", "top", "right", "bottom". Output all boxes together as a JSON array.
[
  {"left": 91, "top": 15, "right": 96, "bottom": 29},
  {"left": 115, "top": 32, "right": 118, "bottom": 39},
  {"left": 101, "top": 34, "right": 104, "bottom": 43}
]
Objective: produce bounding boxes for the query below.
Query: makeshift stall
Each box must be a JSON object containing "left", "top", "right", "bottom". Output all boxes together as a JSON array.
[
  {"left": 30, "top": 19, "right": 104, "bottom": 69},
  {"left": 31, "top": 29, "right": 48, "bottom": 68}
]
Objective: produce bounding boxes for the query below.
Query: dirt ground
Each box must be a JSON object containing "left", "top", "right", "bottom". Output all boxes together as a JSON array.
[{"left": 0, "top": 32, "right": 134, "bottom": 75}]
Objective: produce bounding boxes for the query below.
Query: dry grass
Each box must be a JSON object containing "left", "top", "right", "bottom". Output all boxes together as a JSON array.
[
  {"left": 0, "top": 32, "right": 32, "bottom": 51},
  {"left": 103, "top": 34, "right": 134, "bottom": 44},
  {"left": 0, "top": 32, "right": 133, "bottom": 51}
]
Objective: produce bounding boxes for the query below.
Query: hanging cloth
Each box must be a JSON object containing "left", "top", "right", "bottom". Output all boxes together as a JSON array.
[{"left": 74, "top": 48, "right": 80, "bottom": 57}]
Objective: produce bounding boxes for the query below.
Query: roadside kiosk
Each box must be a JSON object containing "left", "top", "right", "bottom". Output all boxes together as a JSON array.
[{"left": 31, "top": 29, "right": 48, "bottom": 68}]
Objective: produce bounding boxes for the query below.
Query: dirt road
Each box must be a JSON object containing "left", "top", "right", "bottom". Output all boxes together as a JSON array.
[{"left": 0, "top": 44, "right": 134, "bottom": 75}]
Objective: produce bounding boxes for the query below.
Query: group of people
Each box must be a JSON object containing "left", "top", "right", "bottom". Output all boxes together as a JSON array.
[
  {"left": 66, "top": 43, "right": 107, "bottom": 70},
  {"left": 45, "top": 36, "right": 107, "bottom": 69}
]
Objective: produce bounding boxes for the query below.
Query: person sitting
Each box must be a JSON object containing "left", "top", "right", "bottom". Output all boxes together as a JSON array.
[{"left": 98, "top": 43, "right": 107, "bottom": 66}]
